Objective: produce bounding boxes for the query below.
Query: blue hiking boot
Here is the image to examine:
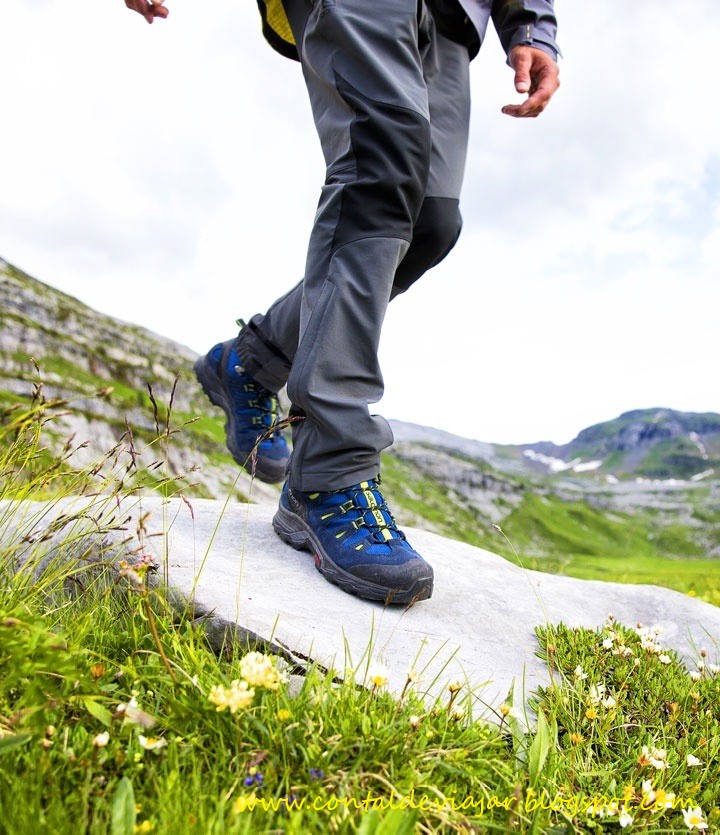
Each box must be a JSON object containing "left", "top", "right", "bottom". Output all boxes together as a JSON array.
[
  {"left": 272, "top": 478, "right": 433, "bottom": 605},
  {"left": 194, "top": 338, "right": 290, "bottom": 483}
]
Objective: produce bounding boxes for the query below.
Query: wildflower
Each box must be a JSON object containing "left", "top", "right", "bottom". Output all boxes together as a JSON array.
[
  {"left": 208, "top": 680, "right": 255, "bottom": 713},
  {"left": 658, "top": 654, "right": 672, "bottom": 665},
  {"left": 368, "top": 662, "right": 389, "bottom": 688},
  {"left": 569, "top": 732, "right": 584, "bottom": 745},
  {"left": 243, "top": 771, "right": 264, "bottom": 787},
  {"left": 585, "top": 707, "right": 599, "bottom": 720},
  {"left": 588, "top": 683, "right": 606, "bottom": 704},
  {"left": 687, "top": 754, "right": 701, "bottom": 767},
  {"left": 447, "top": 679, "right": 463, "bottom": 694},
  {"left": 639, "top": 746, "right": 668, "bottom": 770},
  {"left": 682, "top": 806, "right": 708, "bottom": 830},
  {"left": 689, "top": 671, "right": 702, "bottom": 682},
  {"left": 619, "top": 808, "right": 633, "bottom": 828},
  {"left": 654, "top": 788, "right": 675, "bottom": 810},
  {"left": 277, "top": 709, "right": 292, "bottom": 722},
  {"left": 602, "top": 637, "right": 614, "bottom": 650},
  {"left": 239, "top": 652, "right": 283, "bottom": 691},
  {"left": 641, "top": 779, "right": 655, "bottom": 802},
  {"left": 138, "top": 735, "right": 167, "bottom": 752},
  {"left": 573, "top": 665, "right": 588, "bottom": 680},
  {"left": 135, "top": 822, "right": 154, "bottom": 834},
  {"left": 309, "top": 768, "right": 324, "bottom": 781},
  {"left": 708, "top": 664, "right": 720, "bottom": 675},
  {"left": 499, "top": 703, "right": 519, "bottom": 719},
  {"left": 117, "top": 697, "right": 156, "bottom": 729},
  {"left": 409, "top": 715, "right": 422, "bottom": 729},
  {"left": 450, "top": 707, "right": 465, "bottom": 721},
  {"left": 406, "top": 668, "right": 420, "bottom": 683},
  {"left": 601, "top": 695, "right": 617, "bottom": 709},
  {"left": 93, "top": 732, "right": 110, "bottom": 748}
]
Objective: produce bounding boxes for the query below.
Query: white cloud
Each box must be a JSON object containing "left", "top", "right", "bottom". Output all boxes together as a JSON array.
[{"left": 1, "top": 0, "right": 718, "bottom": 444}]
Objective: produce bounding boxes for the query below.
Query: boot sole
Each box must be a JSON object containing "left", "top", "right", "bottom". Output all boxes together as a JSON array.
[{"left": 272, "top": 502, "right": 433, "bottom": 606}]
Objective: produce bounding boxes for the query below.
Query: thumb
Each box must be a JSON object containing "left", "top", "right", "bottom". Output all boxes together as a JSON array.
[{"left": 512, "top": 52, "right": 532, "bottom": 94}]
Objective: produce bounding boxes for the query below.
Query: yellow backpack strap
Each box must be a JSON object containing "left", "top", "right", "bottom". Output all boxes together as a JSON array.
[{"left": 257, "top": 0, "right": 299, "bottom": 60}]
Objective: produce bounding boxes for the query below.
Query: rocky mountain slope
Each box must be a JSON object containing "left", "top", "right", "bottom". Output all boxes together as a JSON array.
[{"left": 2, "top": 257, "right": 720, "bottom": 598}]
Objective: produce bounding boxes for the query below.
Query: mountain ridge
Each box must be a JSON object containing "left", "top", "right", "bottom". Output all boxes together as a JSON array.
[{"left": 2, "top": 257, "right": 720, "bottom": 602}]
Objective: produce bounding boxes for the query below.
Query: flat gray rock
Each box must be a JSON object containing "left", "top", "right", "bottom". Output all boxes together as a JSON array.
[{"left": 5, "top": 496, "right": 720, "bottom": 719}]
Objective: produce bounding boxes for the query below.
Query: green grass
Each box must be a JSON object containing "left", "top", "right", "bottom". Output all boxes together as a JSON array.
[{"left": 2, "top": 392, "right": 720, "bottom": 833}]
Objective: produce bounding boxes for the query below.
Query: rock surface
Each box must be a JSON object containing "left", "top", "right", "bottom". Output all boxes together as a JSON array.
[{"left": 8, "top": 495, "right": 720, "bottom": 720}]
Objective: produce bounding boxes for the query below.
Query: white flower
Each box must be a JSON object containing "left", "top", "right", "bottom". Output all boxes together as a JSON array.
[
  {"left": 92, "top": 732, "right": 110, "bottom": 748},
  {"left": 654, "top": 788, "right": 675, "bottom": 810},
  {"left": 138, "top": 735, "right": 167, "bottom": 752},
  {"left": 588, "top": 683, "right": 606, "bottom": 704},
  {"left": 641, "top": 779, "right": 655, "bottom": 802},
  {"left": 447, "top": 678, "right": 463, "bottom": 693},
  {"left": 686, "top": 754, "right": 702, "bottom": 767},
  {"left": 601, "top": 695, "right": 617, "bottom": 709},
  {"left": 619, "top": 808, "right": 633, "bottom": 828},
  {"left": 116, "top": 697, "right": 156, "bottom": 729},
  {"left": 409, "top": 714, "right": 422, "bottom": 728},
  {"left": 574, "top": 665, "right": 588, "bottom": 680},
  {"left": 649, "top": 748, "right": 668, "bottom": 770},
  {"left": 602, "top": 637, "right": 614, "bottom": 649},
  {"left": 682, "top": 806, "right": 708, "bottom": 830},
  {"left": 689, "top": 671, "right": 702, "bottom": 682},
  {"left": 658, "top": 654, "right": 672, "bottom": 665},
  {"left": 707, "top": 663, "right": 719, "bottom": 675}
]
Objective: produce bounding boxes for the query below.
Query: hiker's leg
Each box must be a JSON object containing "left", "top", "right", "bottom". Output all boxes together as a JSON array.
[{"left": 283, "top": 0, "right": 432, "bottom": 491}]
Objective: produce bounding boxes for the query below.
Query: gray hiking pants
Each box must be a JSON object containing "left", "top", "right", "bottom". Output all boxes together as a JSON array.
[{"left": 238, "top": 0, "right": 471, "bottom": 491}]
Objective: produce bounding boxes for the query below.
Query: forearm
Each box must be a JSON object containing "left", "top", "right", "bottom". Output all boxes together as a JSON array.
[{"left": 491, "top": 0, "right": 560, "bottom": 62}]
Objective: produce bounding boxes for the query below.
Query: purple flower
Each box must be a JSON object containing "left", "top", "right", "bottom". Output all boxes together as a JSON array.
[{"left": 309, "top": 768, "right": 324, "bottom": 781}]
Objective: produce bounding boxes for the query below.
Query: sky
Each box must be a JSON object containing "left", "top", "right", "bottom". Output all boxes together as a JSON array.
[{"left": 2, "top": 0, "right": 718, "bottom": 445}]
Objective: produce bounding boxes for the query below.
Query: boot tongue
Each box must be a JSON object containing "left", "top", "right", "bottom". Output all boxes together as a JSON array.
[{"left": 355, "top": 482, "right": 399, "bottom": 542}]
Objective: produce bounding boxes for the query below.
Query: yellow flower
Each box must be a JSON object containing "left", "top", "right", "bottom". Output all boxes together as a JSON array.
[
  {"left": 368, "top": 662, "right": 389, "bottom": 688},
  {"left": 134, "top": 822, "right": 154, "bottom": 834},
  {"left": 277, "top": 709, "right": 292, "bottom": 722},
  {"left": 585, "top": 707, "right": 599, "bottom": 720},
  {"left": 208, "top": 680, "right": 255, "bottom": 713},
  {"left": 569, "top": 732, "right": 584, "bottom": 745},
  {"left": 447, "top": 679, "right": 463, "bottom": 693},
  {"left": 239, "top": 652, "right": 284, "bottom": 691}
]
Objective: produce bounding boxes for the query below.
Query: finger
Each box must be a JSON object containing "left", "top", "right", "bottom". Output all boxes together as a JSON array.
[
  {"left": 512, "top": 51, "right": 532, "bottom": 95},
  {"left": 502, "top": 67, "right": 559, "bottom": 118}
]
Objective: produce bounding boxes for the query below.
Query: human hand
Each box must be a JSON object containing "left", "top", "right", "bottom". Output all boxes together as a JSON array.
[
  {"left": 124, "top": 0, "right": 169, "bottom": 24},
  {"left": 502, "top": 46, "right": 559, "bottom": 118}
]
